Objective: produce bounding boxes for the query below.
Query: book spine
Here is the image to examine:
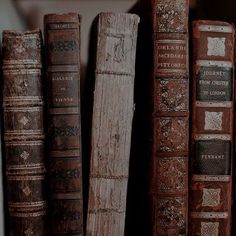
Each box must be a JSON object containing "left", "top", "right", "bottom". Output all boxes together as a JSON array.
[
  {"left": 44, "top": 13, "right": 83, "bottom": 235},
  {"left": 189, "top": 20, "right": 235, "bottom": 236},
  {"left": 2, "top": 30, "right": 47, "bottom": 236},
  {"left": 151, "top": 0, "right": 189, "bottom": 235},
  {"left": 86, "top": 13, "right": 139, "bottom": 236}
]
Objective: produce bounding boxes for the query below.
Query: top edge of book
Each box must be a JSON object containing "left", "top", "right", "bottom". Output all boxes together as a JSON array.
[
  {"left": 193, "top": 20, "right": 235, "bottom": 34},
  {"left": 153, "top": 0, "right": 189, "bottom": 33},
  {"left": 98, "top": 12, "right": 140, "bottom": 22},
  {"left": 98, "top": 12, "right": 140, "bottom": 35},
  {"left": 2, "top": 29, "right": 41, "bottom": 37},
  {"left": 44, "top": 13, "right": 81, "bottom": 23}
]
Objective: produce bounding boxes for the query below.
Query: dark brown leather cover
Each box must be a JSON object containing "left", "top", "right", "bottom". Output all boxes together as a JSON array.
[
  {"left": 150, "top": 0, "right": 189, "bottom": 235},
  {"left": 44, "top": 13, "right": 83, "bottom": 236},
  {"left": 86, "top": 13, "right": 139, "bottom": 236},
  {"left": 2, "top": 30, "right": 47, "bottom": 236},
  {"left": 189, "top": 20, "right": 235, "bottom": 236}
]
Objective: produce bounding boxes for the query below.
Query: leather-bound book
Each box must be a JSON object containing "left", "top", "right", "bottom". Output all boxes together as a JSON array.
[
  {"left": 86, "top": 13, "right": 139, "bottom": 236},
  {"left": 44, "top": 13, "right": 83, "bottom": 235},
  {"left": 190, "top": 20, "right": 235, "bottom": 236},
  {"left": 150, "top": 0, "right": 189, "bottom": 235},
  {"left": 2, "top": 30, "right": 47, "bottom": 236}
]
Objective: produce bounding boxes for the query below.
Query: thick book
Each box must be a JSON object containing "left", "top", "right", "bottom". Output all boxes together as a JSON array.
[
  {"left": 189, "top": 20, "right": 235, "bottom": 236},
  {"left": 86, "top": 13, "right": 139, "bottom": 236},
  {"left": 44, "top": 13, "right": 83, "bottom": 235},
  {"left": 2, "top": 30, "right": 47, "bottom": 236},
  {"left": 150, "top": 0, "right": 189, "bottom": 235}
]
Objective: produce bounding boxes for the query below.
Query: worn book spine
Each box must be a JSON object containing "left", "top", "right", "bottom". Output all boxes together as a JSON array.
[
  {"left": 2, "top": 30, "right": 47, "bottom": 236},
  {"left": 150, "top": 0, "right": 189, "bottom": 235},
  {"left": 86, "top": 13, "right": 139, "bottom": 236},
  {"left": 44, "top": 13, "right": 83, "bottom": 235},
  {"left": 189, "top": 20, "right": 235, "bottom": 236}
]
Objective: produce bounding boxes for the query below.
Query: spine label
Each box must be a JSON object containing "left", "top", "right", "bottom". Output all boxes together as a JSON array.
[
  {"left": 197, "top": 66, "right": 232, "bottom": 101},
  {"left": 156, "top": 40, "right": 187, "bottom": 73}
]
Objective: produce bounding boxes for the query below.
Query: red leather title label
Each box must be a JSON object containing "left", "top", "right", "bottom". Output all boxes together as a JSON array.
[{"left": 155, "top": 39, "right": 187, "bottom": 74}]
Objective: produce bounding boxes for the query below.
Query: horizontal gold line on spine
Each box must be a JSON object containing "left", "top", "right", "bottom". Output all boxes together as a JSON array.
[
  {"left": 7, "top": 171, "right": 46, "bottom": 176},
  {"left": 5, "top": 133, "right": 44, "bottom": 138},
  {"left": 48, "top": 65, "right": 79, "bottom": 72},
  {"left": 4, "top": 102, "right": 43, "bottom": 107},
  {"left": 9, "top": 201, "right": 46, "bottom": 208},
  {"left": 154, "top": 111, "right": 189, "bottom": 117},
  {"left": 9, "top": 204, "right": 47, "bottom": 210},
  {"left": 88, "top": 209, "right": 125, "bottom": 214},
  {"left": 7, "top": 175, "right": 45, "bottom": 181},
  {"left": 196, "top": 60, "right": 233, "bottom": 67},
  {"left": 50, "top": 150, "right": 80, "bottom": 157},
  {"left": 194, "top": 134, "right": 231, "bottom": 140},
  {"left": 6, "top": 140, "right": 43, "bottom": 146},
  {"left": 7, "top": 168, "right": 46, "bottom": 175},
  {"left": 7, "top": 164, "right": 45, "bottom": 169},
  {"left": 4, "top": 107, "right": 42, "bottom": 112},
  {"left": 195, "top": 101, "right": 232, "bottom": 108},
  {"left": 3, "top": 69, "right": 41, "bottom": 75},
  {"left": 156, "top": 152, "right": 189, "bottom": 158},
  {"left": 52, "top": 193, "right": 81, "bottom": 199},
  {"left": 4, "top": 103, "right": 43, "bottom": 108},
  {"left": 6, "top": 33, "right": 40, "bottom": 39},
  {"left": 9, "top": 211, "right": 46, "bottom": 218},
  {"left": 156, "top": 39, "right": 186, "bottom": 44},
  {"left": 5, "top": 29, "right": 40, "bottom": 37},
  {"left": 7, "top": 166, "right": 46, "bottom": 171},
  {"left": 155, "top": 192, "right": 188, "bottom": 197},
  {"left": 156, "top": 69, "right": 187, "bottom": 74},
  {"left": 3, "top": 60, "right": 41, "bottom": 65},
  {"left": 5, "top": 135, "right": 45, "bottom": 141},
  {"left": 198, "top": 25, "right": 233, "bottom": 33},
  {"left": 192, "top": 175, "right": 230, "bottom": 182},
  {"left": 6, "top": 168, "right": 46, "bottom": 175},
  {"left": 5, "top": 130, "right": 44, "bottom": 134},
  {"left": 49, "top": 107, "right": 79, "bottom": 115},
  {"left": 95, "top": 70, "right": 134, "bottom": 76},
  {"left": 90, "top": 175, "right": 128, "bottom": 180},
  {"left": 190, "top": 212, "right": 228, "bottom": 219},
  {"left": 4, "top": 96, "right": 43, "bottom": 101}
]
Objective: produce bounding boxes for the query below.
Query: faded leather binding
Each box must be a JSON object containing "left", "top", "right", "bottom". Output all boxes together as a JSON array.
[
  {"left": 86, "top": 13, "right": 139, "bottom": 236},
  {"left": 44, "top": 13, "right": 83, "bottom": 235},
  {"left": 2, "top": 30, "right": 47, "bottom": 236},
  {"left": 150, "top": 0, "right": 189, "bottom": 235},
  {"left": 189, "top": 21, "right": 235, "bottom": 236}
]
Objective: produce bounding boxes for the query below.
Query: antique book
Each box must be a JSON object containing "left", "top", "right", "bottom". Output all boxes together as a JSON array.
[
  {"left": 150, "top": 0, "right": 189, "bottom": 235},
  {"left": 2, "top": 30, "right": 47, "bottom": 236},
  {"left": 189, "top": 20, "right": 235, "bottom": 236},
  {"left": 86, "top": 13, "right": 139, "bottom": 236},
  {"left": 44, "top": 13, "right": 83, "bottom": 235}
]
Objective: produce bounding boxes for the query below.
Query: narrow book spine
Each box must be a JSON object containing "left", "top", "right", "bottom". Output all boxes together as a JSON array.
[
  {"left": 151, "top": 0, "right": 189, "bottom": 235},
  {"left": 86, "top": 13, "right": 139, "bottom": 236},
  {"left": 44, "top": 13, "right": 83, "bottom": 235},
  {"left": 2, "top": 30, "right": 47, "bottom": 236},
  {"left": 189, "top": 20, "right": 235, "bottom": 236}
]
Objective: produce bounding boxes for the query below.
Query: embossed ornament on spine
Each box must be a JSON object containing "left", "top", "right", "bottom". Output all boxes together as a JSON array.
[
  {"left": 151, "top": 0, "right": 189, "bottom": 235},
  {"left": 2, "top": 30, "right": 47, "bottom": 236}
]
